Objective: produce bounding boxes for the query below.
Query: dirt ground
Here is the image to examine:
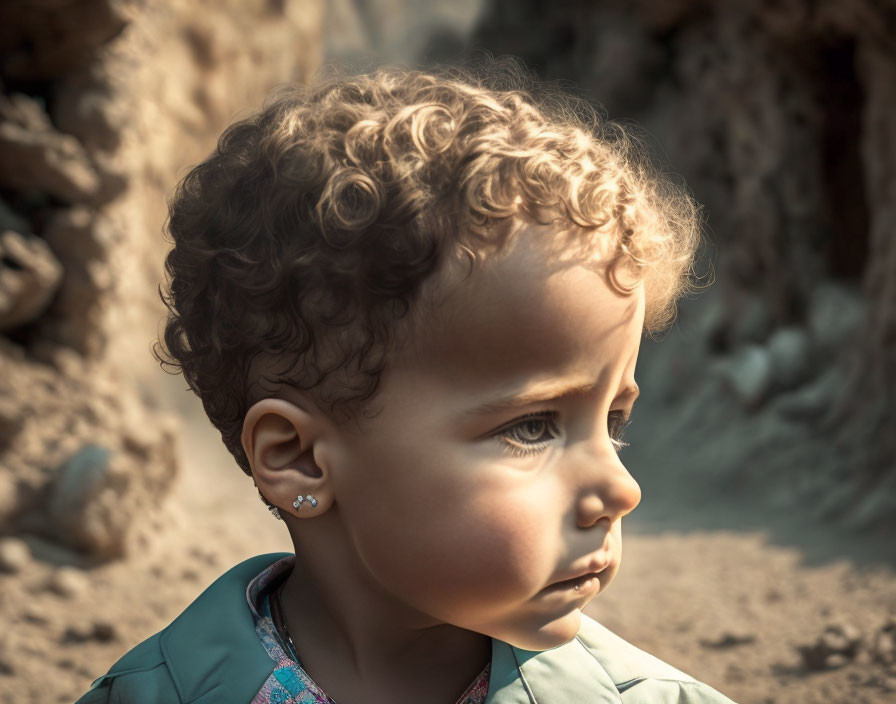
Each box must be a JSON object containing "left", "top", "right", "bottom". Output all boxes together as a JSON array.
[{"left": 1, "top": 388, "right": 895, "bottom": 704}]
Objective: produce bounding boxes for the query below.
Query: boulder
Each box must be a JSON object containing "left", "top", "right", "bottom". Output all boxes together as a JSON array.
[
  {"left": 808, "top": 283, "right": 866, "bottom": 361},
  {"left": 0, "top": 537, "right": 30, "bottom": 574},
  {"left": 719, "top": 343, "right": 772, "bottom": 409},
  {"left": 0, "top": 93, "right": 100, "bottom": 203},
  {"left": 767, "top": 326, "right": 813, "bottom": 390},
  {"left": 0, "top": 229, "right": 63, "bottom": 331},
  {"left": 46, "top": 444, "right": 129, "bottom": 559}
]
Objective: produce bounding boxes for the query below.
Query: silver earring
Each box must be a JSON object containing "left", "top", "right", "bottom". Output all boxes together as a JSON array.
[{"left": 293, "top": 494, "right": 318, "bottom": 509}]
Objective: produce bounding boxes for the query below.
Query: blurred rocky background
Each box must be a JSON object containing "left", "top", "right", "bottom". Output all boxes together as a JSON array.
[
  {"left": 1, "top": 1, "right": 894, "bottom": 703},
  {"left": 474, "top": 0, "right": 896, "bottom": 534},
  {"left": 0, "top": 0, "right": 323, "bottom": 558}
]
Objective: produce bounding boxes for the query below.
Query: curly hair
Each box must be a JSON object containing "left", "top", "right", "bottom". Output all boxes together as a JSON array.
[{"left": 154, "top": 58, "right": 702, "bottom": 484}]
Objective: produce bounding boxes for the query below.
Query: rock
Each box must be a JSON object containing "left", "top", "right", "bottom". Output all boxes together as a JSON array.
[
  {"left": 0, "top": 229, "right": 64, "bottom": 331},
  {"left": 53, "top": 70, "right": 123, "bottom": 152},
  {"left": 767, "top": 326, "right": 812, "bottom": 390},
  {"left": 871, "top": 617, "right": 896, "bottom": 666},
  {"left": 0, "top": 394, "right": 24, "bottom": 449},
  {"left": 0, "top": 93, "right": 100, "bottom": 203},
  {"left": 180, "top": 568, "right": 200, "bottom": 582},
  {"left": 797, "top": 621, "right": 864, "bottom": 671},
  {"left": 763, "top": 588, "right": 783, "bottom": 602},
  {"left": 119, "top": 393, "right": 160, "bottom": 458},
  {"left": 819, "top": 622, "right": 863, "bottom": 655},
  {"left": 61, "top": 620, "right": 118, "bottom": 643},
  {"left": 92, "top": 620, "right": 118, "bottom": 641},
  {"left": 723, "top": 662, "right": 747, "bottom": 683},
  {"left": 48, "top": 445, "right": 112, "bottom": 519},
  {"left": 862, "top": 673, "right": 896, "bottom": 693},
  {"left": 0, "top": 537, "right": 31, "bottom": 574},
  {"left": 720, "top": 344, "right": 772, "bottom": 409},
  {"left": 38, "top": 208, "right": 115, "bottom": 355},
  {"left": 87, "top": 149, "right": 130, "bottom": 203},
  {"left": 28, "top": 342, "right": 85, "bottom": 378},
  {"left": 22, "top": 607, "right": 48, "bottom": 625},
  {"left": 699, "top": 629, "right": 757, "bottom": 649},
  {"left": 773, "top": 366, "right": 840, "bottom": 421},
  {"left": 47, "top": 444, "right": 129, "bottom": 558},
  {"left": 47, "top": 567, "right": 89, "bottom": 599},
  {"left": 854, "top": 648, "right": 873, "bottom": 665},
  {"left": 808, "top": 282, "right": 866, "bottom": 360},
  {"left": 0, "top": 469, "right": 17, "bottom": 527},
  {"left": 823, "top": 653, "right": 850, "bottom": 669}
]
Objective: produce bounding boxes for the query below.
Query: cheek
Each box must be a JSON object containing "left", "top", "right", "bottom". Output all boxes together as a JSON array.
[
  {"left": 347, "top": 471, "right": 562, "bottom": 616},
  {"left": 370, "top": 495, "right": 544, "bottom": 580}
]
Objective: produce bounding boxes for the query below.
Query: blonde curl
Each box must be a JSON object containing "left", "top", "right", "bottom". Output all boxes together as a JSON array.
[{"left": 155, "top": 58, "right": 704, "bottom": 481}]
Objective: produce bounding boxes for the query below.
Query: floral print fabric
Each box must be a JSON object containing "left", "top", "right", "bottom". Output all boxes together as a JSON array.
[{"left": 247, "top": 556, "right": 490, "bottom": 704}]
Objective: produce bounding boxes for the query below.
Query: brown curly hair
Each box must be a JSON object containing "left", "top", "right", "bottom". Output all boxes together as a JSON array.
[{"left": 154, "top": 58, "right": 702, "bottom": 486}]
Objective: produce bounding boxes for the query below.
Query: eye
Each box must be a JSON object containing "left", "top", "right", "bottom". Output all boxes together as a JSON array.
[
  {"left": 608, "top": 410, "right": 632, "bottom": 452},
  {"left": 496, "top": 412, "right": 561, "bottom": 458}
]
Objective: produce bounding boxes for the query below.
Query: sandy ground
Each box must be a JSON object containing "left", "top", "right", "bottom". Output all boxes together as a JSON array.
[{"left": 2, "top": 387, "right": 895, "bottom": 704}]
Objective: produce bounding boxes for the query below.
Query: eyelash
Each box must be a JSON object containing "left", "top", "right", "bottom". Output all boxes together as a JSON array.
[{"left": 496, "top": 410, "right": 632, "bottom": 458}]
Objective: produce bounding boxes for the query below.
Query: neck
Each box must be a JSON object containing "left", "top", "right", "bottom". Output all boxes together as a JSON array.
[{"left": 281, "top": 509, "right": 491, "bottom": 703}]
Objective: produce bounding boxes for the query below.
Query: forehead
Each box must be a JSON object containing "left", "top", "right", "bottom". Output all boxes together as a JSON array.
[{"left": 389, "top": 225, "right": 644, "bottom": 406}]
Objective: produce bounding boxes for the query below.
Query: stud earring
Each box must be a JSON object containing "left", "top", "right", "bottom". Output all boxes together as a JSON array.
[{"left": 292, "top": 494, "right": 318, "bottom": 509}]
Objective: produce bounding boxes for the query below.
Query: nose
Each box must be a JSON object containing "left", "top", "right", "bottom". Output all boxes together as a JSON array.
[{"left": 573, "top": 450, "right": 642, "bottom": 529}]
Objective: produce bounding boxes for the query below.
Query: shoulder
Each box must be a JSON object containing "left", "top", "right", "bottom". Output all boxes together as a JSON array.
[
  {"left": 575, "top": 614, "right": 698, "bottom": 684},
  {"left": 575, "top": 615, "right": 738, "bottom": 702},
  {"left": 73, "top": 631, "right": 180, "bottom": 704},
  {"left": 74, "top": 553, "right": 291, "bottom": 704},
  {"left": 486, "top": 614, "right": 738, "bottom": 704}
]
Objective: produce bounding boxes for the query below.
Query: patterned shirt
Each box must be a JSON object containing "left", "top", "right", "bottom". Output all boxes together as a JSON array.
[{"left": 246, "top": 556, "right": 491, "bottom": 704}]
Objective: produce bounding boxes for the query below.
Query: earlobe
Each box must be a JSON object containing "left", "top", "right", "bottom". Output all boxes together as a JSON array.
[{"left": 241, "top": 398, "right": 333, "bottom": 518}]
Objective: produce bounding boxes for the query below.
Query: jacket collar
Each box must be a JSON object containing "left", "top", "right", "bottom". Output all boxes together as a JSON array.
[
  {"left": 160, "top": 552, "right": 285, "bottom": 703},
  {"left": 486, "top": 630, "right": 623, "bottom": 704},
  {"left": 161, "top": 553, "right": 636, "bottom": 704}
]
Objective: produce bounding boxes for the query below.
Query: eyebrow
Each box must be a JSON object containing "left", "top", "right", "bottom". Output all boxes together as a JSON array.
[{"left": 464, "top": 379, "right": 640, "bottom": 417}]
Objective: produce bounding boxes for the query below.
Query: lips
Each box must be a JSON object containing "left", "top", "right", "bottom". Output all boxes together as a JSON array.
[
  {"left": 544, "top": 571, "right": 604, "bottom": 592},
  {"left": 554, "top": 552, "right": 611, "bottom": 585},
  {"left": 543, "top": 555, "right": 612, "bottom": 593}
]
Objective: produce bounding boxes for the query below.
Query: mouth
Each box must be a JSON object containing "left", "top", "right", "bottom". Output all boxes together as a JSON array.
[{"left": 542, "top": 570, "right": 605, "bottom": 594}]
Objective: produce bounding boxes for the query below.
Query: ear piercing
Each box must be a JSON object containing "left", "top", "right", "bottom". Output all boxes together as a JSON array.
[
  {"left": 293, "top": 494, "right": 318, "bottom": 509},
  {"left": 260, "top": 489, "right": 318, "bottom": 521}
]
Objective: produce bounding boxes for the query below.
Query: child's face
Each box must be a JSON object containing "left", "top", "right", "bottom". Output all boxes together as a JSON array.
[{"left": 324, "top": 225, "right": 644, "bottom": 651}]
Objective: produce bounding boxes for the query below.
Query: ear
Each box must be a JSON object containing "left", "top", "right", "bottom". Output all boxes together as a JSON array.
[{"left": 241, "top": 398, "right": 333, "bottom": 519}]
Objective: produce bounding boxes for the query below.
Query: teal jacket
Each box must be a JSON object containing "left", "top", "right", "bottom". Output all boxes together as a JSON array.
[{"left": 75, "top": 553, "right": 737, "bottom": 703}]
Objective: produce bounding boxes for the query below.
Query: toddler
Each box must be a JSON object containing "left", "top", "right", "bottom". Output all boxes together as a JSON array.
[{"left": 76, "top": 62, "right": 736, "bottom": 704}]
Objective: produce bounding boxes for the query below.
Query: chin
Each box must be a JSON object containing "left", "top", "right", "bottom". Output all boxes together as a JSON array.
[{"left": 500, "top": 610, "right": 582, "bottom": 652}]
